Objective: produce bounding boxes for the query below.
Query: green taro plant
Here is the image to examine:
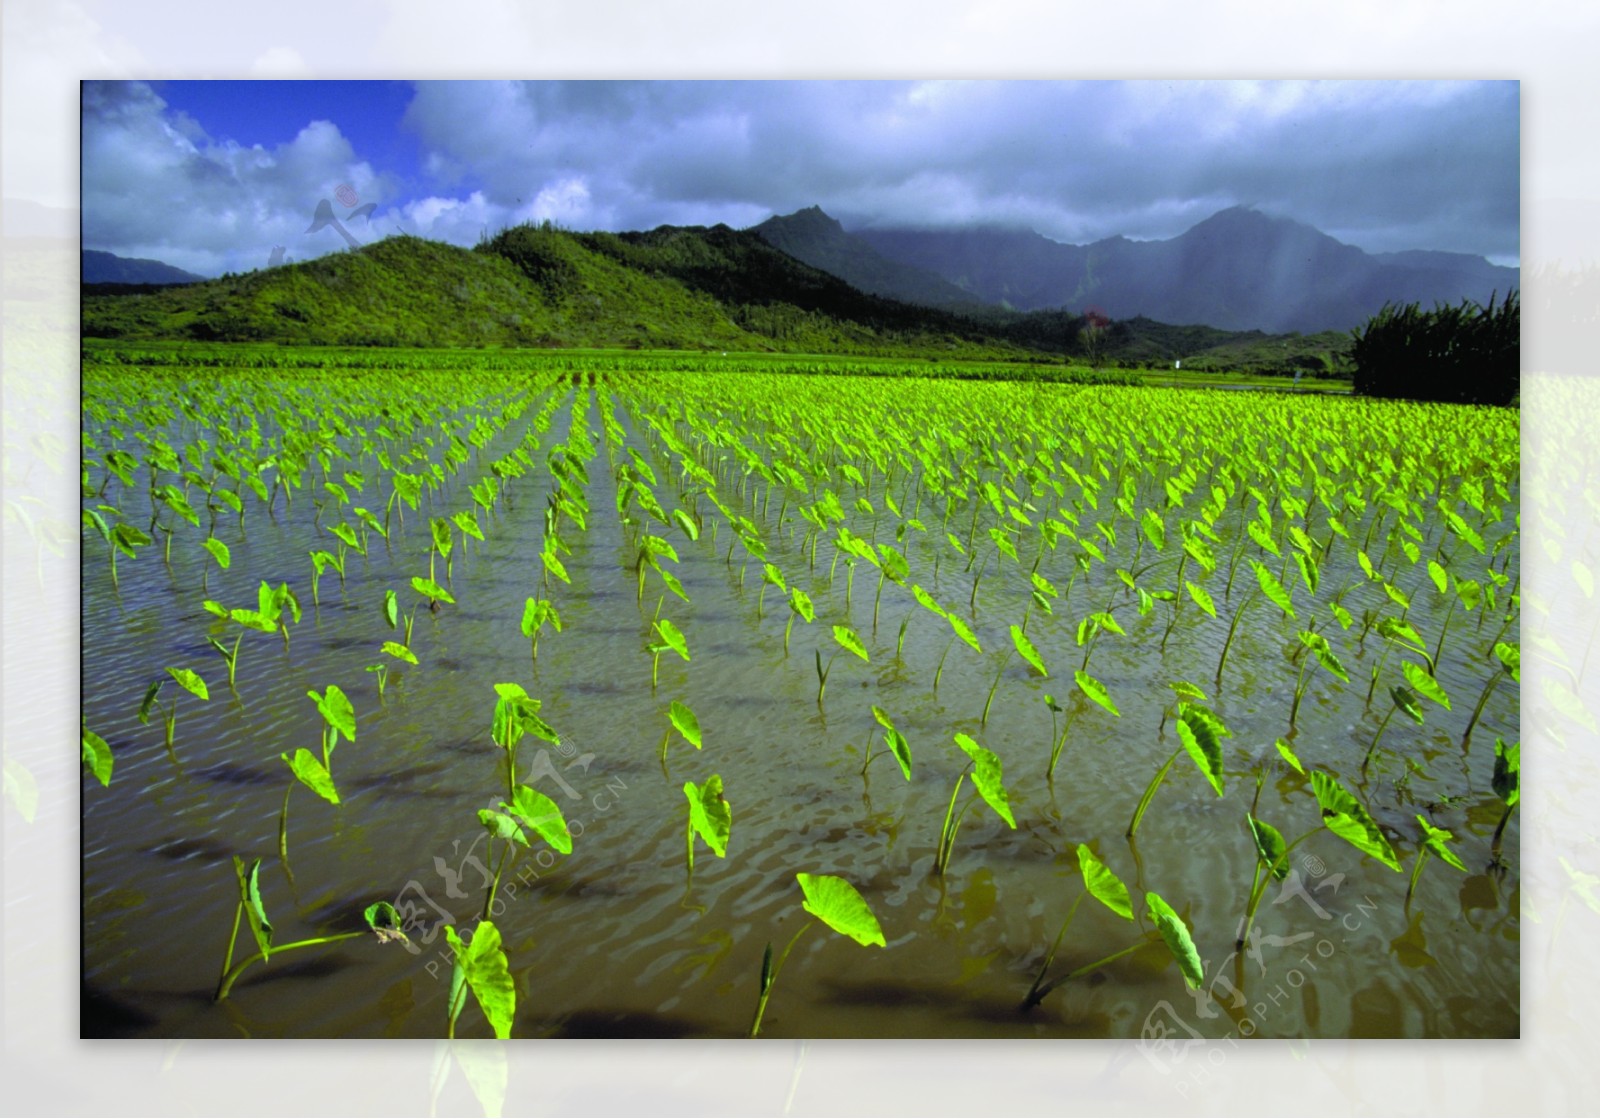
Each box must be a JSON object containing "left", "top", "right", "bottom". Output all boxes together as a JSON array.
[
  {"left": 1022, "top": 845, "right": 1205, "bottom": 1011},
  {"left": 278, "top": 684, "right": 355, "bottom": 865},
  {"left": 1490, "top": 736, "right": 1519, "bottom": 864},
  {"left": 933, "top": 733, "right": 1017, "bottom": 877},
  {"left": 1405, "top": 813, "right": 1469, "bottom": 908},
  {"left": 684, "top": 773, "right": 732, "bottom": 873},
  {"left": 749, "top": 873, "right": 886, "bottom": 1038},
  {"left": 1127, "top": 702, "right": 1229, "bottom": 839},
  {"left": 648, "top": 618, "right": 690, "bottom": 690},
  {"left": 815, "top": 625, "right": 869, "bottom": 709},
  {"left": 138, "top": 667, "right": 210, "bottom": 752},
  {"left": 859, "top": 706, "right": 913, "bottom": 781},
  {"left": 214, "top": 856, "right": 406, "bottom": 1001},
  {"left": 1237, "top": 749, "right": 1401, "bottom": 948},
  {"left": 521, "top": 596, "right": 563, "bottom": 665},
  {"left": 443, "top": 920, "right": 516, "bottom": 1039},
  {"left": 660, "top": 699, "right": 703, "bottom": 767}
]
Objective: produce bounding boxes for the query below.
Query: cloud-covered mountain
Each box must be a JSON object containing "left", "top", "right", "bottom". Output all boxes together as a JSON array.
[
  {"left": 83, "top": 249, "right": 205, "bottom": 286},
  {"left": 811, "top": 205, "right": 1521, "bottom": 333}
]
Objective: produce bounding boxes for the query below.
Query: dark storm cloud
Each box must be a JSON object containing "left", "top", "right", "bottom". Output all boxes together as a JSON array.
[
  {"left": 83, "top": 79, "right": 1519, "bottom": 275},
  {"left": 403, "top": 79, "right": 1518, "bottom": 261}
]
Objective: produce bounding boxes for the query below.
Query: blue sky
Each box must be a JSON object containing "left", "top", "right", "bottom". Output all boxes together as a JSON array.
[{"left": 81, "top": 79, "right": 1520, "bottom": 278}]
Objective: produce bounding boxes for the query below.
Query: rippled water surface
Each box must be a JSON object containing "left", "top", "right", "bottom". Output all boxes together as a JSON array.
[{"left": 81, "top": 371, "right": 1519, "bottom": 1039}]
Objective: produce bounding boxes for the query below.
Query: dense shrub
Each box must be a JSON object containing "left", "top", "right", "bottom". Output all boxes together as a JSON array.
[{"left": 1350, "top": 291, "right": 1518, "bottom": 405}]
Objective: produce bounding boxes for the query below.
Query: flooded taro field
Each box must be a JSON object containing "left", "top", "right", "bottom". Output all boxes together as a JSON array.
[{"left": 80, "top": 347, "right": 1519, "bottom": 1039}]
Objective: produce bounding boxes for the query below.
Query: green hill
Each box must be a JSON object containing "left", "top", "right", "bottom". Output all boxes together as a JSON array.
[{"left": 81, "top": 220, "right": 1353, "bottom": 373}]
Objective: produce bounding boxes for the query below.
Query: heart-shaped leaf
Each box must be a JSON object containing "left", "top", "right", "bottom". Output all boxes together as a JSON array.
[
  {"left": 444, "top": 921, "right": 516, "bottom": 1039},
  {"left": 684, "top": 774, "right": 732, "bottom": 858},
  {"left": 506, "top": 785, "right": 572, "bottom": 854},
  {"left": 954, "top": 733, "right": 1016, "bottom": 828},
  {"left": 1146, "top": 892, "right": 1204, "bottom": 988},
  {"left": 1076, "top": 844, "right": 1133, "bottom": 920},
  {"left": 796, "top": 873, "right": 886, "bottom": 947}
]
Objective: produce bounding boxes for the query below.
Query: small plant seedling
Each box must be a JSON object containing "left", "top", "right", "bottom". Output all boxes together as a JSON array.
[
  {"left": 138, "top": 667, "right": 210, "bottom": 752},
  {"left": 82, "top": 724, "right": 114, "bottom": 788},
  {"left": 521, "top": 596, "right": 563, "bottom": 664},
  {"left": 1237, "top": 763, "right": 1401, "bottom": 948},
  {"left": 278, "top": 684, "right": 355, "bottom": 864},
  {"left": 815, "top": 625, "right": 869, "bottom": 708},
  {"left": 214, "top": 857, "right": 406, "bottom": 1000},
  {"left": 934, "top": 734, "right": 1016, "bottom": 877},
  {"left": 1490, "top": 736, "right": 1519, "bottom": 863},
  {"left": 860, "top": 706, "right": 913, "bottom": 781},
  {"left": 1023, "top": 847, "right": 1205, "bottom": 1010},
  {"left": 648, "top": 617, "right": 690, "bottom": 690},
  {"left": 660, "top": 699, "right": 703, "bottom": 767},
  {"left": 443, "top": 920, "right": 516, "bottom": 1039},
  {"left": 784, "top": 586, "right": 814, "bottom": 656},
  {"left": 1127, "top": 702, "right": 1229, "bottom": 838},
  {"left": 1405, "top": 814, "right": 1468, "bottom": 908},
  {"left": 749, "top": 874, "right": 885, "bottom": 1037},
  {"left": 684, "top": 773, "right": 732, "bottom": 873}
]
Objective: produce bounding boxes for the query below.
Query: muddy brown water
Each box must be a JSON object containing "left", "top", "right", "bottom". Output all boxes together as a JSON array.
[{"left": 81, "top": 387, "right": 1518, "bottom": 1039}]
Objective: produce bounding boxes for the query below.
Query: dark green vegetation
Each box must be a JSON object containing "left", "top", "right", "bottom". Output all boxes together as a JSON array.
[
  {"left": 1351, "top": 291, "right": 1520, "bottom": 406},
  {"left": 81, "top": 346, "right": 1517, "bottom": 1039},
  {"left": 84, "top": 221, "right": 1360, "bottom": 376}
]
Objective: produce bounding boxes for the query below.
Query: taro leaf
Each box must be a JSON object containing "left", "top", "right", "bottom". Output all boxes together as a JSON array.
[
  {"left": 947, "top": 612, "right": 982, "bottom": 655},
  {"left": 1494, "top": 641, "right": 1520, "bottom": 682},
  {"left": 795, "top": 873, "right": 886, "bottom": 948},
  {"left": 284, "top": 749, "right": 340, "bottom": 805},
  {"left": 654, "top": 563, "right": 691, "bottom": 604},
  {"left": 167, "top": 667, "right": 209, "bottom": 702},
  {"left": 1428, "top": 560, "right": 1449, "bottom": 595},
  {"left": 1298, "top": 632, "right": 1350, "bottom": 682},
  {"left": 541, "top": 546, "right": 570, "bottom": 585},
  {"left": 1011, "top": 624, "right": 1048, "bottom": 677},
  {"left": 1358, "top": 550, "right": 1377, "bottom": 580},
  {"left": 444, "top": 921, "right": 516, "bottom": 1039},
  {"left": 1170, "top": 680, "right": 1207, "bottom": 703},
  {"left": 790, "top": 587, "right": 815, "bottom": 622},
  {"left": 1254, "top": 561, "right": 1295, "bottom": 618},
  {"left": 655, "top": 618, "right": 690, "bottom": 661},
  {"left": 1329, "top": 603, "right": 1354, "bottom": 629},
  {"left": 1402, "top": 661, "right": 1451, "bottom": 710},
  {"left": 384, "top": 589, "right": 399, "bottom": 629},
  {"left": 912, "top": 583, "right": 947, "bottom": 618},
  {"left": 1075, "top": 843, "right": 1133, "bottom": 920},
  {"left": 1274, "top": 737, "right": 1305, "bottom": 775},
  {"left": 1492, "top": 737, "right": 1520, "bottom": 807},
  {"left": 1384, "top": 582, "right": 1411, "bottom": 611},
  {"left": 478, "top": 808, "right": 530, "bottom": 847},
  {"left": 1293, "top": 551, "right": 1320, "bottom": 597},
  {"left": 452, "top": 511, "right": 484, "bottom": 543},
  {"left": 833, "top": 625, "right": 869, "bottom": 662},
  {"left": 1141, "top": 508, "right": 1166, "bottom": 551},
  {"left": 953, "top": 733, "right": 1016, "bottom": 828},
  {"left": 309, "top": 684, "right": 356, "bottom": 742},
  {"left": 672, "top": 508, "right": 700, "bottom": 542},
  {"left": 412, "top": 576, "right": 456, "bottom": 605},
  {"left": 363, "top": 901, "right": 408, "bottom": 945},
  {"left": 1415, "top": 815, "right": 1468, "bottom": 873},
  {"left": 138, "top": 679, "right": 163, "bottom": 724},
  {"left": 1377, "top": 617, "right": 1426, "bottom": 653},
  {"left": 1248, "top": 519, "right": 1280, "bottom": 556},
  {"left": 234, "top": 856, "right": 274, "bottom": 960},
  {"left": 82, "top": 726, "right": 114, "bottom": 787},
  {"left": 382, "top": 640, "right": 418, "bottom": 665},
  {"left": 1184, "top": 581, "right": 1217, "bottom": 619},
  {"left": 1391, "top": 686, "right": 1425, "bottom": 725},
  {"left": 1310, "top": 771, "right": 1401, "bottom": 871},
  {"left": 1457, "top": 579, "right": 1482, "bottom": 612},
  {"left": 1075, "top": 669, "right": 1119, "bottom": 717},
  {"left": 111, "top": 523, "right": 152, "bottom": 557},
  {"left": 1176, "top": 705, "right": 1225, "bottom": 796},
  {"left": 202, "top": 536, "right": 231, "bottom": 570},
  {"left": 883, "top": 728, "right": 913, "bottom": 782},
  {"left": 669, "top": 700, "right": 703, "bottom": 749},
  {"left": 1145, "top": 892, "right": 1204, "bottom": 988},
  {"left": 684, "top": 774, "right": 732, "bottom": 858},
  {"left": 762, "top": 563, "right": 787, "bottom": 592},
  {"left": 871, "top": 705, "right": 896, "bottom": 730},
  {"left": 1248, "top": 815, "right": 1290, "bottom": 880},
  {"left": 506, "top": 785, "right": 572, "bottom": 854},
  {"left": 1181, "top": 535, "right": 1216, "bottom": 575}
]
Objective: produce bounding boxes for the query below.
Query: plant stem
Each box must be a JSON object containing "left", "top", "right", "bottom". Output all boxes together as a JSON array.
[
  {"left": 1127, "top": 748, "right": 1180, "bottom": 838},
  {"left": 1028, "top": 937, "right": 1154, "bottom": 1007},
  {"left": 933, "top": 771, "right": 970, "bottom": 877},
  {"left": 1363, "top": 699, "right": 1398, "bottom": 775},
  {"left": 278, "top": 784, "right": 292, "bottom": 866},
  {"left": 1022, "top": 890, "right": 1084, "bottom": 1009},
  {"left": 748, "top": 921, "right": 813, "bottom": 1038},
  {"left": 214, "top": 930, "right": 367, "bottom": 1001}
]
